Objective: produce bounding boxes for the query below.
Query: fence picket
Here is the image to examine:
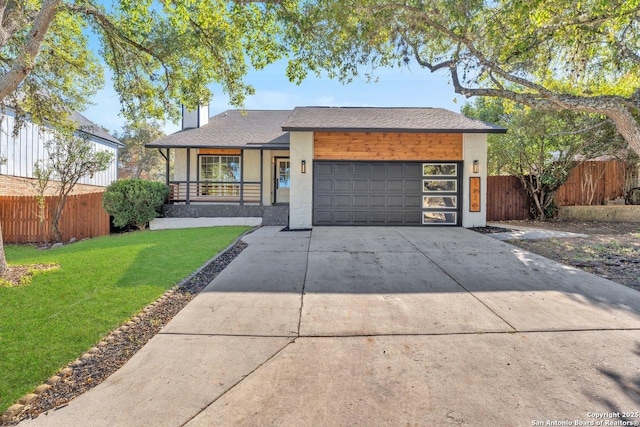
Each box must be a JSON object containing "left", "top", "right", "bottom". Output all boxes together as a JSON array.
[
  {"left": 487, "top": 161, "right": 631, "bottom": 221},
  {"left": 0, "top": 192, "right": 109, "bottom": 243}
]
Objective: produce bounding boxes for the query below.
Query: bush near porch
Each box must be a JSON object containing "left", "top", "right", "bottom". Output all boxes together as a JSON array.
[{"left": 0, "top": 226, "right": 250, "bottom": 414}]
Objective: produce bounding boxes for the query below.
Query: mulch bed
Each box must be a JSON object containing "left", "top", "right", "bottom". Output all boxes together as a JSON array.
[
  {"left": 3, "top": 240, "right": 247, "bottom": 426},
  {"left": 470, "top": 226, "right": 513, "bottom": 234}
]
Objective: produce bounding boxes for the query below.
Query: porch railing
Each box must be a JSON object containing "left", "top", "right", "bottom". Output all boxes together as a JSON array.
[{"left": 168, "top": 181, "right": 261, "bottom": 205}]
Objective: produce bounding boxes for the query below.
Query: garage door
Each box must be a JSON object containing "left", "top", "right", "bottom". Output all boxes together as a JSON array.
[{"left": 313, "top": 161, "right": 461, "bottom": 226}]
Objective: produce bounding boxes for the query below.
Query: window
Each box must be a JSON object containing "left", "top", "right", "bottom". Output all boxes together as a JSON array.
[
  {"left": 423, "top": 212, "right": 457, "bottom": 225},
  {"left": 421, "top": 162, "right": 460, "bottom": 226},
  {"left": 199, "top": 155, "right": 240, "bottom": 196},
  {"left": 278, "top": 160, "right": 291, "bottom": 189},
  {"left": 423, "top": 164, "right": 457, "bottom": 177},
  {"left": 423, "top": 179, "right": 457, "bottom": 192},
  {"left": 423, "top": 196, "right": 457, "bottom": 209},
  {"left": 200, "top": 156, "right": 240, "bottom": 181}
]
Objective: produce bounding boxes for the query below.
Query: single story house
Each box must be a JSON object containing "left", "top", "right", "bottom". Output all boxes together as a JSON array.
[
  {"left": 0, "top": 108, "right": 123, "bottom": 195},
  {"left": 147, "top": 106, "right": 506, "bottom": 229}
]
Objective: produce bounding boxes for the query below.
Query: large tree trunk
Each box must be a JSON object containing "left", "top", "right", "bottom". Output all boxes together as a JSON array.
[{"left": 0, "top": 0, "right": 61, "bottom": 101}]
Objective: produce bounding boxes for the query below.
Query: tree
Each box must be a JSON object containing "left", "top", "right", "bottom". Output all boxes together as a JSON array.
[
  {"left": 280, "top": 0, "right": 640, "bottom": 155},
  {"left": 116, "top": 122, "right": 165, "bottom": 181},
  {"left": 0, "top": 0, "right": 288, "bottom": 275},
  {"left": 463, "top": 98, "right": 625, "bottom": 219},
  {"left": 0, "top": 1, "right": 288, "bottom": 126},
  {"left": 34, "top": 132, "right": 113, "bottom": 242}
]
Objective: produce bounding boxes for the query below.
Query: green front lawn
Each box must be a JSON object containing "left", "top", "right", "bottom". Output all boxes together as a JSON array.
[{"left": 0, "top": 226, "right": 251, "bottom": 413}]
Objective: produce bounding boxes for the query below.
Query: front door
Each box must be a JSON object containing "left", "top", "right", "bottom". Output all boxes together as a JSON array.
[{"left": 275, "top": 158, "right": 291, "bottom": 204}]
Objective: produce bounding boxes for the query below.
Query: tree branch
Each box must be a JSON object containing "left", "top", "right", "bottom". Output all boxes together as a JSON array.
[
  {"left": 449, "top": 65, "right": 636, "bottom": 112},
  {"left": 0, "top": 0, "right": 61, "bottom": 101}
]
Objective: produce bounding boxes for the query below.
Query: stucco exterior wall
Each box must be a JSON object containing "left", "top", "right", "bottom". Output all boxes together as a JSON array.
[
  {"left": 289, "top": 131, "right": 314, "bottom": 229},
  {"left": 173, "top": 149, "right": 198, "bottom": 181},
  {"left": 243, "top": 149, "right": 261, "bottom": 182},
  {"left": 462, "top": 133, "right": 488, "bottom": 227},
  {"left": 0, "top": 113, "right": 119, "bottom": 188}
]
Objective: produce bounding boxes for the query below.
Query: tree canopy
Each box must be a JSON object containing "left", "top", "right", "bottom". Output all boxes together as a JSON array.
[
  {"left": 0, "top": 0, "right": 288, "bottom": 128},
  {"left": 280, "top": 0, "right": 640, "bottom": 155},
  {"left": 463, "top": 98, "right": 626, "bottom": 219},
  {"left": 116, "top": 121, "right": 165, "bottom": 181}
]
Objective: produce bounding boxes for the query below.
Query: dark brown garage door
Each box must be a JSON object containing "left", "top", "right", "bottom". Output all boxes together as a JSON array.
[{"left": 313, "top": 161, "right": 462, "bottom": 226}]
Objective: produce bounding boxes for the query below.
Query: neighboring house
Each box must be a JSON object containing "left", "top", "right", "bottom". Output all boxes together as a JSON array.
[
  {"left": 0, "top": 108, "right": 122, "bottom": 196},
  {"left": 147, "top": 106, "right": 506, "bottom": 228}
]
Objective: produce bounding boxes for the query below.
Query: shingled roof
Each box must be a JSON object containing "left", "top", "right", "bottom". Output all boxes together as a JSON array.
[
  {"left": 147, "top": 110, "right": 292, "bottom": 148},
  {"left": 70, "top": 111, "right": 122, "bottom": 146},
  {"left": 282, "top": 107, "right": 507, "bottom": 133}
]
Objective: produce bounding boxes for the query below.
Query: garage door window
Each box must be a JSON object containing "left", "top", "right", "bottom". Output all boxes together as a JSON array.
[
  {"left": 423, "top": 196, "right": 457, "bottom": 209},
  {"left": 423, "top": 179, "right": 457, "bottom": 192},
  {"left": 424, "top": 212, "right": 457, "bottom": 224},
  {"left": 422, "top": 163, "right": 459, "bottom": 225},
  {"left": 423, "top": 164, "right": 457, "bottom": 176}
]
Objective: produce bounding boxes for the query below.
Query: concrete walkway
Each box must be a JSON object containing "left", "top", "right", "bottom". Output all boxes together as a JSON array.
[
  {"left": 21, "top": 227, "right": 640, "bottom": 427},
  {"left": 486, "top": 221, "right": 589, "bottom": 240}
]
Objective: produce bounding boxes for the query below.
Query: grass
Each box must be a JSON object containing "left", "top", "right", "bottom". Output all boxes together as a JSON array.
[{"left": 0, "top": 226, "right": 251, "bottom": 413}]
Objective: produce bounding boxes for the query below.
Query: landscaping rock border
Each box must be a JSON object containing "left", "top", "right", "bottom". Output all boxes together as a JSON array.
[{"left": 1, "top": 239, "right": 248, "bottom": 426}]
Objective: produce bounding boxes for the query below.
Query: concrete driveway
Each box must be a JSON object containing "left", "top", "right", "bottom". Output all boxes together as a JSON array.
[{"left": 22, "top": 227, "right": 640, "bottom": 427}]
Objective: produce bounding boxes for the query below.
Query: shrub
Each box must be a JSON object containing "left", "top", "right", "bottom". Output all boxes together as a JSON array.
[
  {"left": 626, "top": 187, "right": 640, "bottom": 205},
  {"left": 103, "top": 179, "right": 169, "bottom": 230}
]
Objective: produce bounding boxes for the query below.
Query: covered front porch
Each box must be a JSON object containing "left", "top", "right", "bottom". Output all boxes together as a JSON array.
[
  {"left": 158, "top": 147, "right": 291, "bottom": 207},
  {"left": 145, "top": 108, "right": 294, "bottom": 226},
  {"left": 154, "top": 145, "right": 290, "bottom": 226}
]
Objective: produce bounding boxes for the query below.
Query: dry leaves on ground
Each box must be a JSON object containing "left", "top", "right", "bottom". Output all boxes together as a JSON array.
[{"left": 0, "top": 264, "right": 59, "bottom": 288}]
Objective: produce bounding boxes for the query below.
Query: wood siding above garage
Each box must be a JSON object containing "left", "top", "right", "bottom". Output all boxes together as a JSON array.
[{"left": 314, "top": 132, "right": 463, "bottom": 161}]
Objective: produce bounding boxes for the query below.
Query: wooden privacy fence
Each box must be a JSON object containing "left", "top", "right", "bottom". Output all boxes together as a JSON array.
[
  {"left": 486, "top": 175, "right": 531, "bottom": 221},
  {"left": 0, "top": 192, "right": 110, "bottom": 243},
  {"left": 555, "top": 160, "right": 629, "bottom": 206},
  {"left": 486, "top": 160, "right": 633, "bottom": 221}
]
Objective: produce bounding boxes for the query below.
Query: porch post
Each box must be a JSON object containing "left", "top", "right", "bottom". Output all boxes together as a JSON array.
[
  {"left": 259, "top": 149, "right": 264, "bottom": 206},
  {"left": 165, "top": 148, "right": 170, "bottom": 187},
  {"left": 239, "top": 149, "right": 245, "bottom": 206},
  {"left": 186, "top": 148, "right": 191, "bottom": 205}
]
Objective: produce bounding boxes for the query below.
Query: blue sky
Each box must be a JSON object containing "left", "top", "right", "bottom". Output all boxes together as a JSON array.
[{"left": 82, "top": 58, "right": 465, "bottom": 136}]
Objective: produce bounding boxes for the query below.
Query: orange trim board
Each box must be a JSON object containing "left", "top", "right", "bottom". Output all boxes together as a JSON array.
[{"left": 470, "top": 177, "right": 481, "bottom": 212}]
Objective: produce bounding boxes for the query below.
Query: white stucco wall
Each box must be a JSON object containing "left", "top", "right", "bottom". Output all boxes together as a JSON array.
[
  {"left": 462, "top": 133, "right": 488, "bottom": 227},
  {"left": 0, "top": 113, "right": 119, "bottom": 187},
  {"left": 173, "top": 149, "right": 198, "bottom": 181},
  {"left": 243, "top": 149, "right": 261, "bottom": 182},
  {"left": 289, "top": 131, "right": 314, "bottom": 229}
]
